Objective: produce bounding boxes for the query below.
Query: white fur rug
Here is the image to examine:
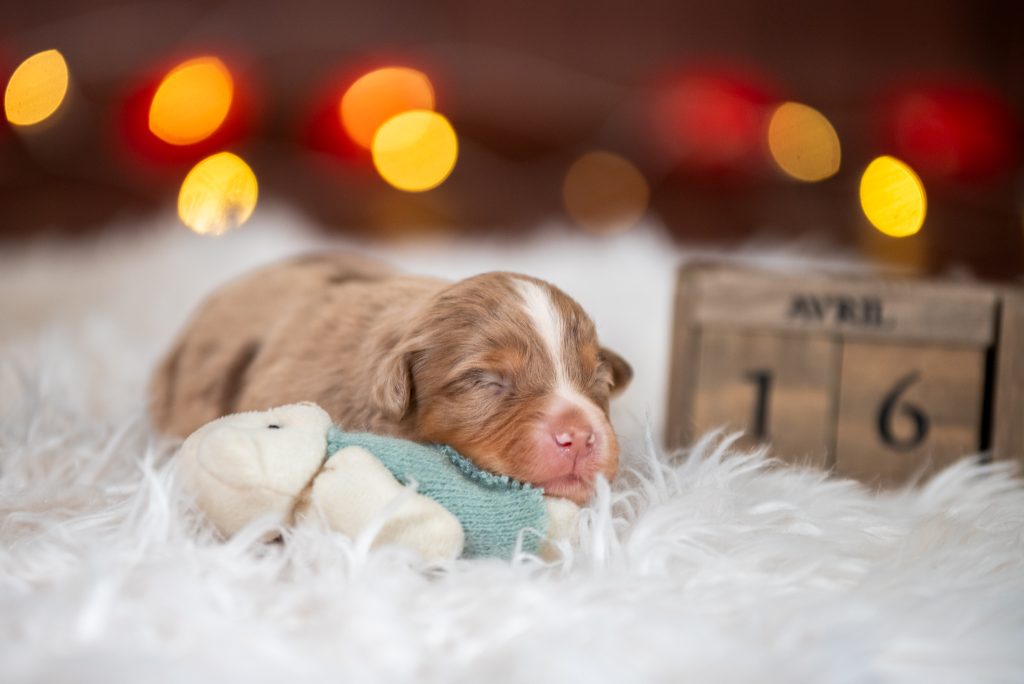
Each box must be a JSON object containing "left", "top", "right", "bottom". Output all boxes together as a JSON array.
[{"left": 2, "top": 208, "right": 1023, "bottom": 683}]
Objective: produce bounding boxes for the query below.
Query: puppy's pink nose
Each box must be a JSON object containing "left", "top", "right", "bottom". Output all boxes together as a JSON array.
[
  {"left": 554, "top": 430, "right": 596, "bottom": 448},
  {"left": 550, "top": 412, "right": 596, "bottom": 463}
]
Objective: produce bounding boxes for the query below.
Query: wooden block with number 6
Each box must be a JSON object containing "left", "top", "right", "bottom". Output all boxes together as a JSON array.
[{"left": 834, "top": 342, "right": 986, "bottom": 486}]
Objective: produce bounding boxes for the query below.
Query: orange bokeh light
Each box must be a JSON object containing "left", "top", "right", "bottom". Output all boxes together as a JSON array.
[
  {"left": 4, "top": 49, "right": 70, "bottom": 127},
  {"left": 340, "top": 67, "right": 434, "bottom": 149},
  {"left": 149, "top": 57, "right": 234, "bottom": 145},
  {"left": 562, "top": 151, "right": 650, "bottom": 234}
]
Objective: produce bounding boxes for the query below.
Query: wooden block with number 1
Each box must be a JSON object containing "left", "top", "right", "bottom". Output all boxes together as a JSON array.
[{"left": 692, "top": 329, "right": 835, "bottom": 467}]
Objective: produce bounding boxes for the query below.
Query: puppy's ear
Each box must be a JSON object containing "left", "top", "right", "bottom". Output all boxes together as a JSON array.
[
  {"left": 371, "top": 349, "right": 414, "bottom": 420},
  {"left": 600, "top": 347, "right": 633, "bottom": 397}
]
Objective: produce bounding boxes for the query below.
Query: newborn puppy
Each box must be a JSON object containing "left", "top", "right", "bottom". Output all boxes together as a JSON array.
[{"left": 150, "top": 253, "right": 632, "bottom": 504}]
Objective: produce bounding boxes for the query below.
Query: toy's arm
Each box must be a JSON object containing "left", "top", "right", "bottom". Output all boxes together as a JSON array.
[
  {"left": 539, "top": 496, "right": 581, "bottom": 561},
  {"left": 297, "top": 445, "right": 465, "bottom": 562}
]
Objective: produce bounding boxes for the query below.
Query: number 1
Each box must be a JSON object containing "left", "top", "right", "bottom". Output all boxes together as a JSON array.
[{"left": 744, "top": 369, "right": 773, "bottom": 440}]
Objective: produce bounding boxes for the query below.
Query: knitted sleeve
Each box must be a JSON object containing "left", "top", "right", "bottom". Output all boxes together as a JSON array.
[{"left": 326, "top": 427, "right": 548, "bottom": 559}]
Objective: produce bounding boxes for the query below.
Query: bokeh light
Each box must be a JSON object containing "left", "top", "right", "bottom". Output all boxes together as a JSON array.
[
  {"left": 563, "top": 151, "right": 650, "bottom": 233},
  {"left": 149, "top": 57, "right": 234, "bottom": 145},
  {"left": 884, "top": 84, "right": 1018, "bottom": 182},
  {"left": 4, "top": 49, "right": 69, "bottom": 127},
  {"left": 177, "top": 152, "right": 258, "bottom": 235},
  {"left": 341, "top": 67, "right": 435, "bottom": 149},
  {"left": 860, "top": 155, "right": 926, "bottom": 238},
  {"left": 653, "top": 69, "right": 776, "bottom": 174},
  {"left": 767, "top": 102, "right": 841, "bottom": 181},
  {"left": 371, "top": 110, "right": 457, "bottom": 192}
]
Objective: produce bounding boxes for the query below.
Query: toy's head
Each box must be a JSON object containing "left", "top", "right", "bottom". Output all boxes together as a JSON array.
[{"left": 176, "top": 402, "right": 333, "bottom": 536}]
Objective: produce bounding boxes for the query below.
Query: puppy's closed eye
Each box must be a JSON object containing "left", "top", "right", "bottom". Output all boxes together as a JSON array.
[{"left": 461, "top": 369, "right": 511, "bottom": 395}]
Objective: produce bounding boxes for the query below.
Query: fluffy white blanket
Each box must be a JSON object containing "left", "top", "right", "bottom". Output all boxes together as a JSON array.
[{"left": 2, "top": 208, "right": 1022, "bottom": 683}]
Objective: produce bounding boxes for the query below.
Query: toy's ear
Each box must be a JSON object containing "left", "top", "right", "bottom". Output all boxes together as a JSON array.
[
  {"left": 600, "top": 346, "right": 633, "bottom": 397},
  {"left": 371, "top": 348, "right": 414, "bottom": 421}
]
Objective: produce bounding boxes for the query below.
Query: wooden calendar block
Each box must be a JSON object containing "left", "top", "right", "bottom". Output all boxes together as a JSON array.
[
  {"left": 693, "top": 330, "right": 834, "bottom": 467},
  {"left": 834, "top": 342, "right": 986, "bottom": 485},
  {"left": 993, "top": 290, "right": 1024, "bottom": 464},
  {"left": 666, "top": 263, "right": 1023, "bottom": 487}
]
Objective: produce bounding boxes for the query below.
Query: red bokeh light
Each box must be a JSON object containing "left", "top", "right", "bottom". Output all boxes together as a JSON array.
[
  {"left": 881, "top": 82, "right": 1019, "bottom": 183},
  {"left": 651, "top": 67, "right": 778, "bottom": 176},
  {"left": 301, "top": 69, "right": 366, "bottom": 163}
]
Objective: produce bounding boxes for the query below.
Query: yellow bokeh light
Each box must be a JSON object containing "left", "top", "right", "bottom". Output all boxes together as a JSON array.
[
  {"left": 562, "top": 151, "right": 650, "bottom": 234},
  {"left": 178, "top": 152, "right": 258, "bottom": 235},
  {"left": 768, "top": 102, "right": 841, "bottom": 182},
  {"left": 860, "top": 156, "right": 927, "bottom": 238},
  {"left": 341, "top": 67, "right": 435, "bottom": 150},
  {"left": 149, "top": 57, "right": 234, "bottom": 145},
  {"left": 372, "top": 110, "right": 457, "bottom": 192},
  {"left": 4, "top": 49, "right": 70, "bottom": 127}
]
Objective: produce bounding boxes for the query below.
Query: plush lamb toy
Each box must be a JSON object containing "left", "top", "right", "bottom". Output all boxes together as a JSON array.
[{"left": 175, "top": 402, "right": 580, "bottom": 561}]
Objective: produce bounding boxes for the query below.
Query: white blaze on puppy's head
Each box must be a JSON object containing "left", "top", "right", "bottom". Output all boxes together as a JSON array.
[{"left": 512, "top": 278, "right": 566, "bottom": 380}]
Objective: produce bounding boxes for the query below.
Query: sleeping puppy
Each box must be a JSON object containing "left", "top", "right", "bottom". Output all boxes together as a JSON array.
[{"left": 150, "top": 253, "right": 632, "bottom": 505}]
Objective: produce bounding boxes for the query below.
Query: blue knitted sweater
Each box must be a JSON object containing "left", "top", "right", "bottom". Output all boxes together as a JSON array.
[{"left": 325, "top": 427, "right": 548, "bottom": 559}]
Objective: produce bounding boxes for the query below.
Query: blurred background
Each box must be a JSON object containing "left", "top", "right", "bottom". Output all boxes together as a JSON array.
[{"left": 2, "top": 0, "right": 1023, "bottom": 279}]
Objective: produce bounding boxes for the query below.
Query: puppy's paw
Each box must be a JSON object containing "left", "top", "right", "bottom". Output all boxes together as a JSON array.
[{"left": 539, "top": 496, "right": 580, "bottom": 561}]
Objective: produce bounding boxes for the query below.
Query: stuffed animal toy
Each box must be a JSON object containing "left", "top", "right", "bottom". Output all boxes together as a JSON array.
[{"left": 175, "top": 402, "right": 580, "bottom": 561}]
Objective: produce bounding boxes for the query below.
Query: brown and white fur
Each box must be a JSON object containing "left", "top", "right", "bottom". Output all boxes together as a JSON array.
[{"left": 150, "top": 253, "right": 633, "bottom": 504}]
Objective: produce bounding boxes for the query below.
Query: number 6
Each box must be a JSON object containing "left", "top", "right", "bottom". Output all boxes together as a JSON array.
[{"left": 876, "top": 371, "right": 929, "bottom": 451}]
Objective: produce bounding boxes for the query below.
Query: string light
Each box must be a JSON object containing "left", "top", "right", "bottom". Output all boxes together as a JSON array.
[
  {"left": 4, "top": 49, "right": 70, "bottom": 127},
  {"left": 885, "top": 84, "right": 1018, "bottom": 182},
  {"left": 860, "top": 155, "right": 926, "bottom": 238},
  {"left": 340, "top": 67, "right": 435, "bottom": 149},
  {"left": 371, "top": 110, "right": 457, "bottom": 192},
  {"left": 654, "top": 70, "right": 775, "bottom": 174},
  {"left": 767, "top": 102, "right": 841, "bottom": 182},
  {"left": 563, "top": 151, "right": 649, "bottom": 234},
  {"left": 177, "top": 152, "right": 258, "bottom": 235},
  {"left": 6, "top": 48, "right": 1009, "bottom": 249},
  {"left": 149, "top": 57, "right": 234, "bottom": 145}
]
